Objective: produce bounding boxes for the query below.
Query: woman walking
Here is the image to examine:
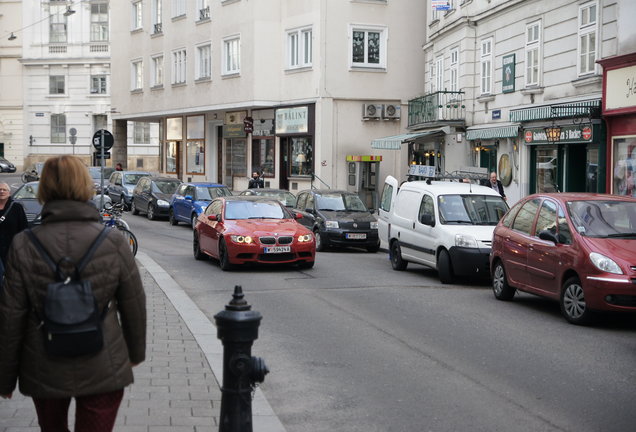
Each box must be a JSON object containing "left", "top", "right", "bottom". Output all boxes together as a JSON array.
[
  {"left": 0, "top": 155, "right": 146, "bottom": 432},
  {"left": 0, "top": 181, "right": 28, "bottom": 280}
]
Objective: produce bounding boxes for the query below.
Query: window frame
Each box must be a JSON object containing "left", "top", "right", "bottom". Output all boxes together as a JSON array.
[
  {"left": 196, "top": 43, "right": 212, "bottom": 80},
  {"left": 49, "top": 75, "right": 65, "bottom": 95},
  {"left": 90, "top": 75, "right": 107, "bottom": 94},
  {"left": 525, "top": 21, "right": 541, "bottom": 87},
  {"left": 50, "top": 114, "right": 66, "bottom": 144},
  {"left": 349, "top": 25, "right": 388, "bottom": 70},
  {"left": 131, "top": 1, "right": 143, "bottom": 31},
  {"left": 222, "top": 35, "right": 241, "bottom": 75},
  {"left": 151, "top": 55, "right": 164, "bottom": 88},
  {"left": 578, "top": 1, "right": 598, "bottom": 76},
  {"left": 49, "top": 8, "right": 68, "bottom": 43},
  {"left": 449, "top": 47, "right": 459, "bottom": 92},
  {"left": 172, "top": 48, "right": 187, "bottom": 85},
  {"left": 90, "top": 2, "right": 109, "bottom": 42},
  {"left": 480, "top": 38, "right": 493, "bottom": 95},
  {"left": 172, "top": 0, "right": 186, "bottom": 18},
  {"left": 131, "top": 59, "right": 143, "bottom": 91},
  {"left": 133, "top": 122, "right": 151, "bottom": 144},
  {"left": 435, "top": 56, "right": 444, "bottom": 92},
  {"left": 287, "top": 26, "right": 313, "bottom": 69}
]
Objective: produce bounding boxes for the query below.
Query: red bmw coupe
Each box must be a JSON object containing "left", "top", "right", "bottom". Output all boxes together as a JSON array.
[{"left": 193, "top": 196, "right": 315, "bottom": 270}]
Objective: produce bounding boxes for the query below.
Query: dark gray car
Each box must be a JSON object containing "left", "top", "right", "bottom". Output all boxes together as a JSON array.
[
  {"left": 106, "top": 170, "right": 151, "bottom": 210},
  {"left": 131, "top": 176, "right": 182, "bottom": 220}
]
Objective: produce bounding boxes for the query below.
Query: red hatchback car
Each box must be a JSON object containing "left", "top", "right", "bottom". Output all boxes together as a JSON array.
[
  {"left": 490, "top": 193, "right": 636, "bottom": 325},
  {"left": 193, "top": 196, "right": 315, "bottom": 270}
]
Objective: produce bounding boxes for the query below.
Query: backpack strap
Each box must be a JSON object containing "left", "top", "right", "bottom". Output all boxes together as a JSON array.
[
  {"left": 0, "top": 201, "right": 15, "bottom": 224},
  {"left": 76, "top": 227, "right": 110, "bottom": 274}
]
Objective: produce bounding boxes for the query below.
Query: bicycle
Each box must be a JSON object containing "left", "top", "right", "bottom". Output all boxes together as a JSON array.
[{"left": 101, "top": 202, "right": 138, "bottom": 256}]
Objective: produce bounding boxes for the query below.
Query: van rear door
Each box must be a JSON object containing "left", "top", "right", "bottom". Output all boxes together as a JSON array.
[{"left": 378, "top": 176, "right": 399, "bottom": 243}]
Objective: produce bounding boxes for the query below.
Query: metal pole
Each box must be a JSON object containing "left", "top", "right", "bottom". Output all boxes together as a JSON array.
[{"left": 100, "top": 129, "right": 105, "bottom": 210}]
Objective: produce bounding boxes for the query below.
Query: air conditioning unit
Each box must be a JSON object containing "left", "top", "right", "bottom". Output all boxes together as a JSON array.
[
  {"left": 383, "top": 104, "right": 401, "bottom": 120},
  {"left": 362, "top": 104, "right": 383, "bottom": 120}
]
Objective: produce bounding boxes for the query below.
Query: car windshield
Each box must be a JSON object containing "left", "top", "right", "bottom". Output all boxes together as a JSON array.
[
  {"left": 567, "top": 200, "right": 636, "bottom": 238},
  {"left": 195, "top": 186, "right": 231, "bottom": 200},
  {"left": 124, "top": 174, "right": 147, "bottom": 185},
  {"left": 225, "top": 201, "right": 287, "bottom": 220},
  {"left": 438, "top": 194, "right": 508, "bottom": 225},
  {"left": 316, "top": 193, "right": 368, "bottom": 212},
  {"left": 14, "top": 183, "right": 38, "bottom": 199},
  {"left": 152, "top": 180, "right": 180, "bottom": 194},
  {"left": 254, "top": 191, "right": 296, "bottom": 207}
]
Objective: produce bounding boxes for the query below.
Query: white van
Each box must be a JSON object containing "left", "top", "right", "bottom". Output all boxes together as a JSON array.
[{"left": 378, "top": 176, "right": 509, "bottom": 283}]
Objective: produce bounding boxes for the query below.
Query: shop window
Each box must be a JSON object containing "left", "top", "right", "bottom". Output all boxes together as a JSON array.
[
  {"left": 252, "top": 138, "right": 275, "bottom": 177},
  {"left": 290, "top": 137, "right": 312, "bottom": 176},
  {"left": 225, "top": 138, "right": 246, "bottom": 187},
  {"left": 166, "top": 141, "right": 178, "bottom": 173},
  {"left": 187, "top": 141, "right": 205, "bottom": 174},
  {"left": 612, "top": 136, "right": 636, "bottom": 196}
]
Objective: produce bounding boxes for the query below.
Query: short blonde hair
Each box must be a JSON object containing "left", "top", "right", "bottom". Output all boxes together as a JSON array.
[{"left": 37, "top": 155, "right": 94, "bottom": 203}]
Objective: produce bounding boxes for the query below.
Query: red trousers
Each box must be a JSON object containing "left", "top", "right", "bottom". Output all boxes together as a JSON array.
[{"left": 32, "top": 389, "right": 124, "bottom": 432}]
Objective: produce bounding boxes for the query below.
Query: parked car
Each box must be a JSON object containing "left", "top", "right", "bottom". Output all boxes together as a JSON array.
[
  {"left": 106, "top": 170, "right": 151, "bottom": 210},
  {"left": 131, "top": 176, "right": 182, "bottom": 220},
  {"left": 0, "top": 157, "right": 17, "bottom": 173},
  {"left": 193, "top": 196, "right": 315, "bottom": 270},
  {"left": 169, "top": 182, "right": 232, "bottom": 228},
  {"left": 378, "top": 177, "right": 509, "bottom": 283},
  {"left": 88, "top": 166, "right": 115, "bottom": 194},
  {"left": 12, "top": 181, "right": 41, "bottom": 225},
  {"left": 239, "top": 188, "right": 297, "bottom": 207},
  {"left": 490, "top": 193, "right": 636, "bottom": 325},
  {"left": 293, "top": 189, "right": 380, "bottom": 252}
]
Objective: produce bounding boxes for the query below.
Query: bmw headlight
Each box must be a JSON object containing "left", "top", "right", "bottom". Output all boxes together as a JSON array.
[
  {"left": 455, "top": 234, "right": 478, "bottom": 248},
  {"left": 370, "top": 221, "right": 378, "bottom": 229},
  {"left": 589, "top": 252, "right": 623, "bottom": 274},
  {"left": 157, "top": 199, "right": 169, "bottom": 207},
  {"left": 325, "top": 220, "right": 339, "bottom": 229},
  {"left": 230, "top": 235, "right": 253, "bottom": 244},
  {"left": 297, "top": 233, "right": 313, "bottom": 242}
]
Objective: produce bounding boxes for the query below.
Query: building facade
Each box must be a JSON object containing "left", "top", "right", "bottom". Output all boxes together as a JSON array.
[{"left": 109, "top": 0, "right": 428, "bottom": 202}]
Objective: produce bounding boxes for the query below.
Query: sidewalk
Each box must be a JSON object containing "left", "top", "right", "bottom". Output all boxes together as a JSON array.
[{"left": 0, "top": 252, "right": 285, "bottom": 432}]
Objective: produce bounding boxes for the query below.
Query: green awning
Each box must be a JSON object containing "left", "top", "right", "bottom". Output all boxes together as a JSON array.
[
  {"left": 509, "top": 99, "right": 601, "bottom": 122},
  {"left": 465, "top": 124, "right": 519, "bottom": 140},
  {"left": 370, "top": 128, "right": 448, "bottom": 150}
]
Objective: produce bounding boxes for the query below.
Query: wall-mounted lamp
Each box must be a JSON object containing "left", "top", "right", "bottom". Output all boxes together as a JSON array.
[
  {"left": 63, "top": 6, "right": 76, "bottom": 16},
  {"left": 29, "top": 135, "right": 35, "bottom": 145},
  {"left": 8, "top": 33, "right": 17, "bottom": 41}
]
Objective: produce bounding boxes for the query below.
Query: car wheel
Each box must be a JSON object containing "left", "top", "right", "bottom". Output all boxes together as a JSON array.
[
  {"left": 315, "top": 230, "right": 327, "bottom": 252},
  {"left": 390, "top": 241, "right": 407, "bottom": 271},
  {"left": 218, "top": 238, "right": 233, "bottom": 271},
  {"left": 169, "top": 208, "right": 178, "bottom": 225},
  {"left": 193, "top": 232, "right": 207, "bottom": 261},
  {"left": 492, "top": 261, "right": 516, "bottom": 300},
  {"left": 191, "top": 213, "right": 198, "bottom": 230},
  {"left": 437, "top": 249, "right": 454, "bottom": 284},
  {"left": 131, "top": 200, "right": 139, "bottom": 215},
  {"left": 367, "top": 242, "right": 380, "bottom": 253},
  {"left": 147, "top": 203, "right": 156, "bottom": 221},
  {"left": 298, "top": 260, "right": 315, "bottom": 269},
  {"left": 560, "top": 277, "right": 594, "bottom": 325}
]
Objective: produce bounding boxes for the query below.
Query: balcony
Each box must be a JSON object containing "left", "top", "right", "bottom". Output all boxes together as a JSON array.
[
  {"left": 408, "top": 90, "right": 465, "bottom": 128},
  {"left": 199, "top": 7, "right": 210, "bottom": 20}
]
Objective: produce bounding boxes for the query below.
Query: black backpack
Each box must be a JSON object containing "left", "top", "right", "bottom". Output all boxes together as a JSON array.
[{"left": 25, "top": 227, "right": 111, "bottom": 357}]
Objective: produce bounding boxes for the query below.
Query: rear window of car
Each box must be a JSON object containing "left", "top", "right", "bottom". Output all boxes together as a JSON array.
[
  {"left": 152, "top": 180, "right": 181, "bottom": 194},
  {"left": 124, "top": 174, "right": 147, "bottom": 185},
  {"left": 14, "top": 183, "right": 38, "bottom": 199}
]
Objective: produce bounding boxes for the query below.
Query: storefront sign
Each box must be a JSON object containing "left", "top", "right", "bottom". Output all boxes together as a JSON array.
[
  {"left": 223, "top": 124, "right": 247, "bottom": 138},
  {"left": 502, "top": 54, "right": 515, "bottom": 93},
  {"left": 606, "top": 64, "right": 636, "bottom": 111},
  {"left": 523, "top": 125, "right": 593, "bottom": 144},
  {"left": 346, "top": 155, "right": 383, "bottom": 162},
  {"left": 253, "top": 119, "right": 275, "bottom": 137},
  {"left": 492, "top": 110, "right": 501, "bottom": 120},
  {"left": 276, "top": 107, "right": 308, "bottom": 134}
]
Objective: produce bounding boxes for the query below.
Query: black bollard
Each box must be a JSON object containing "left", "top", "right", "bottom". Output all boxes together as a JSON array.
[{"left": 215, "top": 285, "right": 269, "bottom": 432}]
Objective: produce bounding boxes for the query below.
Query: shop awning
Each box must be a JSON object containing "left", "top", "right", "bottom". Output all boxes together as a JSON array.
[
  {"left": 465, "top": 124, "right": 520, "bottom": 140},
  {"left": 370, "top": 127, "right": 449, "bottom": 150},
  {"left": 509, "top": 99, "right": 601, "bottom": 122}
]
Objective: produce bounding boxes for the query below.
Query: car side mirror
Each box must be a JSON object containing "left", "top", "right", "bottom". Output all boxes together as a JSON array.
[
  {"left": 185, "top": 195, "right": 193, "bottom": 201},
  {"left": 420, "top": 214, "right": 435, "bottom": 227},
  {"left": 295, "top": 212, "right": 303, "bottom": 220},
  {"left": 538, "top": 230, "right": 559, "bottom": 244},
  {"left": 207, "top": 214, "right": 218, "bottom": 221}
]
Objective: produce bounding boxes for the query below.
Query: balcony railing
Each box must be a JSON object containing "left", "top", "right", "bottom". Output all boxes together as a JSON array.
[
  {"left": 153, "top": 23, "right": 163, "bottom": 34},
  {"left": 408, "top": 90, "right": 465, "bottom": 127},
  {"left": 199, "top": 7, "right": 210, "bottom": 20}
]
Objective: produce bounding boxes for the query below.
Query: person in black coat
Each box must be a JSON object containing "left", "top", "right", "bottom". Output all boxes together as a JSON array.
[
  {"left": 487, "top": 172, "right": 507, "bottom": 201},
  {"left": 248, "top": 171, "right": 264, "bottom": 189},
  {"left": 0, "top": 183, "right": 28, "bottom": 277}
]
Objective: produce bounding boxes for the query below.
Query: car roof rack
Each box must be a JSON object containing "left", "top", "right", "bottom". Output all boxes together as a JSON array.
[{"left": 407, "top": 170, "right": 489, "bottom": 185}]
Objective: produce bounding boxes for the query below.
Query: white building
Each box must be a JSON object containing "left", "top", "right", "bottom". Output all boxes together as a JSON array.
[{"left": 109, "top": 0, "right": 428, "bottom": 203}]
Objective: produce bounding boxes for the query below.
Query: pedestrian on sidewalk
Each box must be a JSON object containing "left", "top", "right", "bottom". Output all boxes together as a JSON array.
[
  {"left": 248, "top": 171, "right": 264, "bottom": 189},
  {"left": 0, "top": 155, "right": 147, "bottom": 432},
  {"left": 0, "top": 182, "right": 28, "bottom": 281}
]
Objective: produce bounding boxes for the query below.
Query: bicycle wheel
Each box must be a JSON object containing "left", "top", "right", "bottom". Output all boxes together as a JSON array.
[{"left": 116, "top": 227, "right": 138, "bottom": 256}]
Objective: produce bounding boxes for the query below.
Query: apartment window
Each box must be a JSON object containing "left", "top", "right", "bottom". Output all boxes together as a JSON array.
[
  {"left": 51, "top": 114, "right": 66, "bottom": 143},
  {"left": 449, "top": 47, "right": 459, "bottom": 92},
  {"left": 198, "top": 0, "right": 210, "bottom": 20},
  {"left": 49, "top": 76, "right": 65, "bottom": 94},
  {"left": 172, "top": 49, "right": 187, "bottom": 84},
  {"left": 195, "top": 44, "right": 212, "bottom": 80},
  {"left": 578, "top": 1, "right": 598, "bottom": 75},
  {"left": 131, "top": 60, "right": 143, "bottom": 90},
  {"left": 172, "top": 0, "right": 186, "bottom": 18},
  {"left": 152, "top": 0, "right": 163, "bottom": 34},
  {"left": 90, "top": 75, "right": 107, "bottom": 94},
  {"left": 134, "top": 122, "right": 151, "bottom": 144},
  {"left": 525, "top": 22, "right": 541, "bottom": 87},
  {"left": 49, "top": 8, "right": 67, "bottom": 43},
  {"left": 223, "top": 36, "right": 240, "bottom": 75},
  {"left": 351, "top": 26, "right": 387, "bottom": 69},
  {"left": 288, "top": 27, "right": 312, "bottom": 69},
  {"left": 435, "top": 57, "right": 444, "bottom": 92},
  {"left": 480, "top": 38, "right": 493, "bottom": 95},
  {"left": 152, "top": 55, "right": 164, "bottom": 87},
  {"left": 90, "top": 3, "right": 108, "bottom": 41},
  {"left": 132, "top": 1, "right": 142, "bottom": 30}
]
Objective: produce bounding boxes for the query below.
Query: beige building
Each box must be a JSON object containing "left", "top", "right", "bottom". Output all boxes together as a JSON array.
[{"left": 110, "top": 0, "right": 428, "bottom": 203}]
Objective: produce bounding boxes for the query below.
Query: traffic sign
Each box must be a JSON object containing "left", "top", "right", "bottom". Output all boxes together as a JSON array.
[
  {"left": 94, "top": 151, "right": 111, "bottom": 159},
  {"left": 92, "top": 129, "right": 114, "bottom": 151}
]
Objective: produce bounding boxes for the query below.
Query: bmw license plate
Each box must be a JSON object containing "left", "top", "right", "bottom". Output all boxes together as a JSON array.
[
  {"left": 264, "top": 246, "right": 291, "bottom": 253},
  {"left": 346, "top": 233, "right": 367, "bottom": 240}
]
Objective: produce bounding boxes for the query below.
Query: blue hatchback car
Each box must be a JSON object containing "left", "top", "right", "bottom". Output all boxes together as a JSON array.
[{"left": 169, "top": 182, "right": 232, "bottom": 228}]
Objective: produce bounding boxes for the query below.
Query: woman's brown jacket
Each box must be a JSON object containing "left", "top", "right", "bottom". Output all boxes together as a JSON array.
[{"left": 0, "top": 200, "right": 146, "bottom": 398}]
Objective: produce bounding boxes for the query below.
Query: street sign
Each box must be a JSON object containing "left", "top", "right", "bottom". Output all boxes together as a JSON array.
[
  {"left": 92, "top": 129, "right": 114, "bottom": 151},
  {"left": 94, "top": 151, "right": 111, "bottom": 159}
]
